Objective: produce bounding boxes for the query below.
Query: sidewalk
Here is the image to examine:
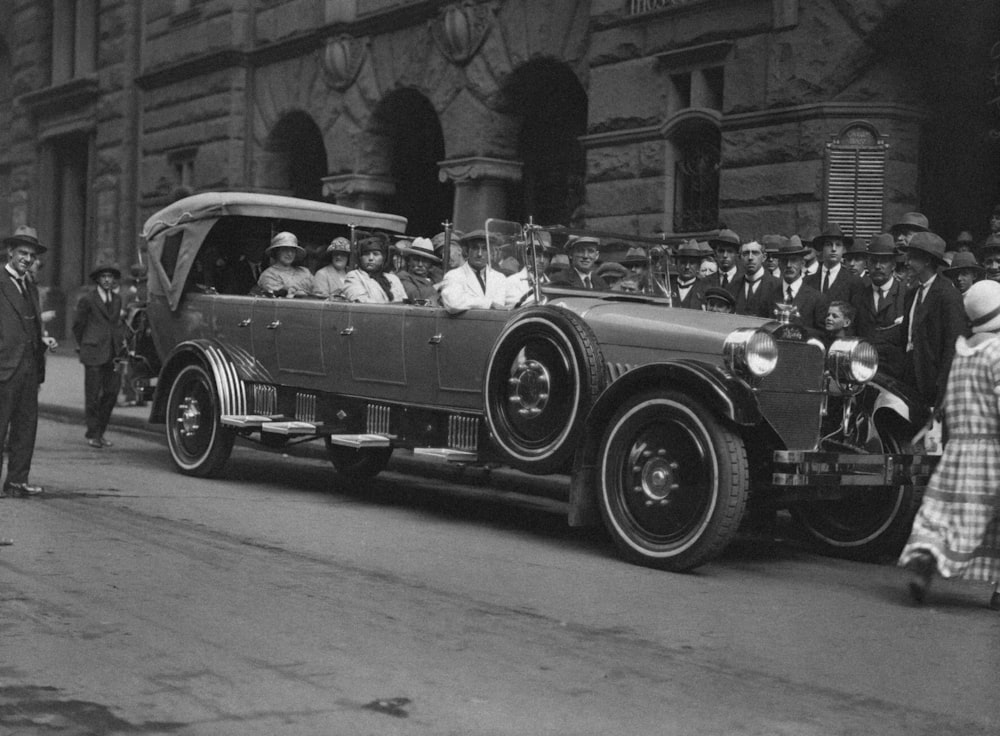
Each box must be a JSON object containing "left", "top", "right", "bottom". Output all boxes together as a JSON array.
[{"left": 38, "top": 352, "right": 153, "bottom": 434}]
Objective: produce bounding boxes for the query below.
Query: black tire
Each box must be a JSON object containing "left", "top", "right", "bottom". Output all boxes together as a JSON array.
[
  {"left": 597, "top": 390, "right": 749, "bottom": 572},
  {"left": 484, "top": 306, "right": 604, "bottom": 474},
  {"left": 166, "top": 363, "right": 235, "bottom": 477},
  {"left": 324, "top": 438, "right": 393, "bottom": 481},
  {"left": 790, "top": 431, "right": 918, "bottom": 561}
]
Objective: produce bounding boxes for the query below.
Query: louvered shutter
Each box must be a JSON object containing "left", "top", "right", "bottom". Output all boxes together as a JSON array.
[{"left": 824, "top": 126, "right": 887, "bottom": 242}]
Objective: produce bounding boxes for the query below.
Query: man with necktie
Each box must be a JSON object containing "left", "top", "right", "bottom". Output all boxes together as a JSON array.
[
  {"left": 852, "top": 233, "right": 909, "bottom": 380},
  {"left": 73, "top": 263, "right": 125, "bottom": 448},
  {"left": 549, "top": 236, "right": 608, "bottom": 290},
  {"left": 0, "top": 226, "right": 55, "bottom": 497},
  {"left": 733, "top": 240, "right": 781, "bottom": 317},
  {"left": 668, "top": 240, "right": 709, "bottom": 309},
  {"left": 804, "top": 222, "right": 865, "bottom": 317},
  {"left": 768, "top": 236, "right": 827, "bottom": 339}
]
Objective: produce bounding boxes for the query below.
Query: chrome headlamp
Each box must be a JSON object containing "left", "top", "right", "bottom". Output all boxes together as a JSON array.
[
  {"left": 723, "top": 328, "right": 778, "bottom": 379},
  {"left": 826, "top": 338, "right": 879, "bottom": 388}
]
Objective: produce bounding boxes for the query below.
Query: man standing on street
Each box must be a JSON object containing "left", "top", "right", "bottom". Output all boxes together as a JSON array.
[
  {"left": 0, "top": 226, "right": 55, "bottom": 498},
  {"left": 73, "top": 264, "right": 125, "bottom": 449}
]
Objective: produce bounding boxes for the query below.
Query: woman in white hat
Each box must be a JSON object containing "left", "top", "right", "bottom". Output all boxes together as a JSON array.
[
  {"left": 900, "top": 279, "right": 1000, "bottom": 610},
  {"left": 258, "top": 231, "right": 314, "bottom": 297},
  {"left": 312, "top": 236, "right": 352, "bottom": 299}
]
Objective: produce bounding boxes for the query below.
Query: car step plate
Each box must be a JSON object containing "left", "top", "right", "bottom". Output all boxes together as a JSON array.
[
  {"left": 412, "top": 448, "right": 478, "bottom": 462},
  {"left": 261, "top": 421, "right": 326, "bottom": 435},
  {"left": 325, "top": 433, "right": 392, "bottom": 448},
  {"left": 222, "top": 414, "right": 287, "bottom": 428}
]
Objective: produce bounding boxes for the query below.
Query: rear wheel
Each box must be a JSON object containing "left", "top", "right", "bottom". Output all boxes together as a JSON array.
[
  {"left": 324, "top": 439, "right": 392, "bottom": 481},
  {"left": 166, "top": 363, "right": 235, "bottom": 477},
  {"left": 597, "top": 390, "right": 749, "bottom": 572}
]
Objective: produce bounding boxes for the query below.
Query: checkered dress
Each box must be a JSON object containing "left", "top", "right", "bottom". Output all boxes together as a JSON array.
[{"left": 899, "top": 335, "right": 1000, "bottom": 582}]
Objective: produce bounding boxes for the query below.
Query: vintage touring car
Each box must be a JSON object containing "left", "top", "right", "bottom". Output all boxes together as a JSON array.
[{"left": 137, "top": 192, "right": 936, "bottom": 572}]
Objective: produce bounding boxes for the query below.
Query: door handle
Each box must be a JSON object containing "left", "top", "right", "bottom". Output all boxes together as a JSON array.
[
  {"left": 266, "top": 320, "right": 281, "bottom": 330},
  {"left": 340, "top": 326, "right": 355, "bottom": 336},
  {"left": 238, "top": 318, "right": 251, "bottom": 327},
  {"left": 428, "top": 333, "right": 442, "bottom": 345}
]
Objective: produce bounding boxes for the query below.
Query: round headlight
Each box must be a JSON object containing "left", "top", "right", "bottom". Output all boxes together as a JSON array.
[
  {"left": 827, "top": 338, "right": 879, "bottom": 386},
  {"left": 724, "top": 328, "right": 778, "bottom": 378}
]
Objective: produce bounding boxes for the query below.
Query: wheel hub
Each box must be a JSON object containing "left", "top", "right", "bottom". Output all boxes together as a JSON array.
[
  {"left": 176, "top": 396, "right": 202, "bottom": 437},
  {"left": 507, "top": 359, "right": 551, "bottom": 418},
  {"left": 631, "top": 448, "right": 680, "bottom": 507}
]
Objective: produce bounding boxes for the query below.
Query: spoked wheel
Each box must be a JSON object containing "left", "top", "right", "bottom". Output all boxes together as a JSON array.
[
  {"left": 166, "top": 363, "right": 235, "bottom": 477},
  {"left": 791, "top": 430, "right": 918, "bottom": 561},
  {"left": 324, "top": 438, "right": 392, "bottom": 481},
  {"left": 597, "top": 390, "right": 749, "bottom": 572}
]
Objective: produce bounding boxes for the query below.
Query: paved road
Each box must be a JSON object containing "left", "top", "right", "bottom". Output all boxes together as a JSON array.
[{"left": 2, "top": 418, "right": 998, "bottom": 735}]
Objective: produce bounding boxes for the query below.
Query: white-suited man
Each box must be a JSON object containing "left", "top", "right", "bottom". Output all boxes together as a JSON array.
[{"left": 440, "top": 230, "right": 508, "bottom": 314}]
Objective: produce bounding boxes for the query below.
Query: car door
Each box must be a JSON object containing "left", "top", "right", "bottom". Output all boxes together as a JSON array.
[{"left": 433, "top": 308, "right": 510, "bottom": 411}]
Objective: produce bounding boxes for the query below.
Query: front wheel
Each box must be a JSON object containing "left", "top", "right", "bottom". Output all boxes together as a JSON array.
[
  {"left": 324, "top": 438, "right": 392, "bottom": 481},
  {"left": 597, "top": 390, "right": 749, "bottom": 572},
  {"left": 166, "top": 363, "right": 235, "bottom": 477}
]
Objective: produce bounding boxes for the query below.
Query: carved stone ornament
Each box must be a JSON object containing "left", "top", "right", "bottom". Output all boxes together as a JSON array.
[
  {"left": 432, "top": 1, "right": 494, "bottom": 66},
  {"left": 320, "top": 35, "right": 367, "bottom": 92}
]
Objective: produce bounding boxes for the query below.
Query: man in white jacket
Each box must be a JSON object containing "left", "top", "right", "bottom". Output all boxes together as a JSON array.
[{"left": 440, "top": 230, "right": 508, "bottom": 314}]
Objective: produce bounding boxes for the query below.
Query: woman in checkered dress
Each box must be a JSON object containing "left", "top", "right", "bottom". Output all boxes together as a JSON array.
[{"left": 900, "top": 280, "right": 1000, "bottom": 609}]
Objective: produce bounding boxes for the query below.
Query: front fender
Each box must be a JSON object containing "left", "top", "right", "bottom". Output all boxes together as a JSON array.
[{"left": 149, "top": 339, "right": 249, "bottom": 424}]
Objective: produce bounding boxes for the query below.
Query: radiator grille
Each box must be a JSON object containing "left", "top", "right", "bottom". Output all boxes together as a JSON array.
[
  {"left": 448, "top": 415, "right": 479, "bottom": 452},
  {"left": 756, "top": 340, "right": 825, "bottom": 450},
  {"left": 366, "top": 404, "right": 391, "bottom": 435},
  {"left": 295, "top": 393, "right": 317, "bottom": 423},
  {"left": 252, "top": 384, "right": 277, "bottom": 416}
]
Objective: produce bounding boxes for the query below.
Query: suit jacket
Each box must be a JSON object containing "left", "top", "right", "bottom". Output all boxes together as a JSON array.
[
  {"left": 900, "top": 276, "right": 968, "bottom": 408},
  {"left": 440, "top": 262, "right": 507, "bottom": 314},
  {"left": 73, "top": 288, "right": 125, "bottom": 366},
  {"left": 707, "top": 265, "right": 744, "bottom": 296},
  {"left": 770, "top": 281, "right": 828, "bottom": 339},
  {"left": 733, "top": 271, "right": 783, "bottom": 318},
  {"left": 548, "top": 267, "right": 608, "bottom": 291},
  {"left": 0, "top": 274, "right": 45, "bottom": 383},
  {"left": 668, "top": 276, "right": 708, "bottom": 310},
  {"left": 853, "top": 278, "right": 909, "bottom": 380},
  {"left": 805, "top": 265, "right": 866, "bottom": 315}
]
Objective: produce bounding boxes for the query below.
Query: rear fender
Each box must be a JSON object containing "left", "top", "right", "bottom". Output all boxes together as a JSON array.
[
  {"left": 149, "top": 340, "right": 248, "bottom": 424},
  {"left": 568, "top": 362, "right": 760, "bottom": 526}
]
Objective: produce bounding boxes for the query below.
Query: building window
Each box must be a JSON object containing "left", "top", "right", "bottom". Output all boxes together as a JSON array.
[
  {"left": 824, "top": 123, "right": 887, "bottom": 241},
  {"left": 167, "top": 148, "right": 197, "bottom": 193},
  {"left": 672, "top": 124, "right": 720, "bottom": 233},
  {"left": 51, "top": 0, "right": 97, "bottom": 85}
]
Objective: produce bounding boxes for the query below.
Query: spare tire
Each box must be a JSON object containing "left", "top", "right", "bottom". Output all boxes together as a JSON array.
[{"left": 484, "top": 306, "right": 605, "bottom": 474}]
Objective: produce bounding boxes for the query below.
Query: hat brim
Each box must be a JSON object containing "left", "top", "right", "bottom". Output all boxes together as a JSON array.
[
  {"left": 90, "top": 267, "right": 122, "bottom": 280},
  {"left": 900, "top": 244, "right": 948, "bottom": 266},
  {"left": 265, "top": 243, "right": 306, "bottom": 255},
  {"left": 4, "top": 235, "right": 47, "bottom": 254},
  {"left": 397, "top": 247, "right": 441, "bottom": 264}
]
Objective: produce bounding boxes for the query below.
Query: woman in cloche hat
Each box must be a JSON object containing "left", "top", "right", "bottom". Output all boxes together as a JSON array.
[
  {"left": 900, "top": 279, "right": 1000, "bottom": 611},
  {"left": 258, "top": 231, "right": 314, "bottom": 298},
  {"left": 312, "top": 236, "right": 352, "bottom": 299},
  {"left": 342, "top": 233, "right": 407, "bottom": 304}
]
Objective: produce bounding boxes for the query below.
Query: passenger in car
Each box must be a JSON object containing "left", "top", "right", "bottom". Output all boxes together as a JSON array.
[
  {"left": 342, "top": 233, "right": 407, "bottom": 303},
  {"left": 549, "top": 236, "right": 608, "bottom": 290},
  {"left": 312, "top": 236, "right": 352, "bottom": 299},
  {"left": 504, "top": 232, "right": 557, "bottom": 307},
  {"left": 257, "top": 231, "right": 314, "bottom": 298},
  {"left": 395, "top": 237, "right": 441, "bottom": 305},
  {"left": 440, "top": 230, "right": 508, "bottom": 313}
]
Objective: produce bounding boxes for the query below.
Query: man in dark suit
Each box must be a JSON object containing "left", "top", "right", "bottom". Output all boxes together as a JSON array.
[
  {"left": 899, "top": 232, "right": 968, "bottom": 410},
  {"left": 0, "top": 226, "right": 55, "bottom": 497},
  {"left": 549, "top": 236, "right": 608, "bottom": 290},
  {"left": 733, "top": 240, "right": 782, "bottom": 318},
  {"left": 73, "top": 264, "right": 125, "bottom": 448},
  {"left": 770, "top": 237, "right": 827, "bottom": 339},
  {"left": 805, "top": 222, "right": 865, "bottom": 319},
  {"left": 668, "top": 240, "right": 709, "bottom": 309},
  {"left": 852, "top": 233, "right": 910, "bottom": 380},
  {"left": 706, "top": 229, "right": 743, "bottom": 294}
]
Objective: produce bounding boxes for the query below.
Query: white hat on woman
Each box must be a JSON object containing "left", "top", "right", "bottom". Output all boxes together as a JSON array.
[{"left": 964, "top": 280, "right": 1000, "bottom": 334}]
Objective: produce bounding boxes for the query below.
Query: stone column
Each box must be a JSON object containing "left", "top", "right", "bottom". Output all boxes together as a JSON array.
[
  {"left": 437, "top": 157, "right": 523, "bottom": 233},
  {"left": 321, "top": 174, "right": 395, "bottom": 212}
]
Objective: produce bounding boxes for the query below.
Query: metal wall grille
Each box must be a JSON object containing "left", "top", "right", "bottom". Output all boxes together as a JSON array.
[
  {"left": 295, "top": 393, "right": 317, "bottom": 423},
  {"left": 448, "top": 415, "right": 479, "bottom": 451},
  {"left": 252, "top": 384, "right": 277, "bottom": 416},
  {"left": 366, "top": 404, "right": 391, "bottom": 435},
  {"left": 825, "top": 143, "right": 886, "bottom": 242}
]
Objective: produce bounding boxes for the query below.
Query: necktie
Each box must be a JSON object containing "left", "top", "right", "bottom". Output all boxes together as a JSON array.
[
  {"left": 822, "top": 270, "right": 830, "bottom": 294},
  {"left": 907, "top": 285, "right": 926, "bottom": 351},
  {"left": 583, "top": 274, "right": 592, "bottom": 289},
  {"left": 874, "top": 287, "right": 883, "bottom": 310},
  {"left": 12, "top": 276, "right": 25, "bottom": 296},
  {"left": 721, "top": 273, "right": 729, "bottom": 288},
  {"left": 786, "top": 285, "right": 793, "bottom": 302},
  {"left": 102, "top": 288, "right": 110, "bottom": 305},
  {"left": 476, "top": 269, "right": 487, "bottom": 293}
]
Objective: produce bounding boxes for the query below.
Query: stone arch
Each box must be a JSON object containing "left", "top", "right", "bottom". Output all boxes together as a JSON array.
[
  {"left": 260, "top": 110, "right": 327, "bottom": 200},
  {"left": 660, "top": 109, "right": 722, "bottom": 234},
  {"left": 499, "top": 58, "right": 588, "bottom": 226},
  {"left": 367, "top": 88, "right": 452, "bottom": 236}
]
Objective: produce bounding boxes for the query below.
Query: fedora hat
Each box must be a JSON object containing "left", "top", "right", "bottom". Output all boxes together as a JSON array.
[
  {"left": 595, "top": 262, "right": 629, "bottom": 281},
  {"left": 265, "top": 231, "right": 305, "bottom": 255},
  {"left": 761, "top": 234, "right": 787, "bottom": 254},
  {"left": 890, "top": 212, "right": 929, "bottom": 235},
  {"left": 813, "top": 222, "right": 853, "bottom": 247},
  {"left": 89, "top": 263, "right": 122, "bottom": 281},
  {"left": 775, "top": 234, "right": 809, "bottom": 257},
  {"left": 955, "top": 230, "right": 975, "bottom": 247},
  {"left": 397, "top": 236, "right": 441, "bottom": 264},
  {"left": 865, "top": 233, "right": 897, "bottom": 256},
  {"left": 621, "top": 246, "right": 648, "bottom": 266},
  {"left": 798, "top": 226, "right": 820, "bottom": 247},
  {"left": 964, "top": 279, "right": 1000, "bottom": 334},
  {"left": 326, "top": 236, "right": 352, "bottom": 254},
  {"left": 708, "top": 229, "right": 740, "bottom": 249},
  {"left": 943, "top": 251, "right": 984, "bottom": 275},
  {"left": 899, "top": 231, "right": 948, "bottom": 266},
  {"left": 674, "top": 239, "right": 704, "bottom": 259},
  {"left": 3, "top": 225, "right": 47, "bottom": 254}
]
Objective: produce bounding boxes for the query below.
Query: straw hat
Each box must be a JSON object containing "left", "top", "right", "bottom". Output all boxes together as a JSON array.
[
  {"left": 964, "top": 280, "right": 1000, "bottom": 334},
  {"left": 265, "top": 231, "right": 305, "bottom": 255},
  {"left": 396, "top": 237, "right": 441, "bottom": 264}
]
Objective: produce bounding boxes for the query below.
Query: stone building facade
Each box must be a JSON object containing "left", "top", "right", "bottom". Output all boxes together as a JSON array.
[{"left": 1, "top": 0, "right": 998, "bottom": 337}]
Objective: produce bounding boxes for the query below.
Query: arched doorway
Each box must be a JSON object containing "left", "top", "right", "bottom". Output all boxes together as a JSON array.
[
  {"left": 370, "top": 89, "right": 452, "bottom": 236},
  {"left": 500, "top": 59, "right": 588, "bottom": 226},
  {"left": 263, "top": 111, "right": 327, "bottom": 201}
]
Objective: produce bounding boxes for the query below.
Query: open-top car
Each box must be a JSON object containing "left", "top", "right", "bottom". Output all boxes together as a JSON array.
[{"left": 137, "top": 192, "right": 937, "bottom": 572}]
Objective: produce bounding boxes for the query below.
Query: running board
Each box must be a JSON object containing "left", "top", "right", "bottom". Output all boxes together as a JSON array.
[
  {"left": 325, "top": 433, "right": 391, "bottom": 448},
  {"left": 261, "top": 421, "right": 327, "bottom": 436},
  {"left": 221, "top": 414, "right": 287, "bottom": 428},
  {"left": 412, "top": 448, "right": 478, "bottom": 462}
]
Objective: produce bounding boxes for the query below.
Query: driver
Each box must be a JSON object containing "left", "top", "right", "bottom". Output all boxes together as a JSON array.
[
  {"left": 504, "top": 232, "right": 557, "bottom": 307},
  {"left": 440, "top": 230, "right": 508, "bottom": 314}
]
